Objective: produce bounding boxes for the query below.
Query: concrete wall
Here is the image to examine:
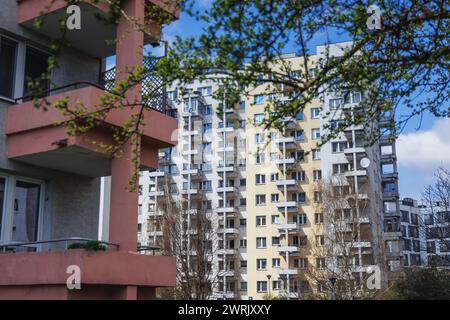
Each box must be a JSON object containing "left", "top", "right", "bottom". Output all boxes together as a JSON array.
[{"left": 0, "top": 0, "right": 102, "bottom": 244}]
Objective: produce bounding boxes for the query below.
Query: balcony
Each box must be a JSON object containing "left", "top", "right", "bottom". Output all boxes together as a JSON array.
[
  {"left": 276, "top": 201, "right": 298, "bottom": 212},
  {"left": 217, "top": 164, "right": 239, "bottom": 178},
  {"left": 277, "top": 269, "right": 299, "bottom": 276},
  {"left": 383, "top": 190, "right": 399, "bottom": 201},
  {"left": 148, "top": 230, "right": 163, "bottom": 237},
  {"left": 217, "top": 248, "right": 238, "bottom": 255},
  {"left": 276, "top": 223, "right": 299, "bottom": 232},
  {"left": 224, "top": 108, "right": 238, "bottom": 120},
  {"left": 5, "top": 84, "right": 177, "bottom": 177},
  {"left": 217, "top": 186, "right": 239, "bottom": 196},
  {"left": 344, "top": 169, "right": 368, "bottom": 180},
  {"left": 275, "top": 137, "right": 296, "bottom": 150},
  {"left": 148, "top": 171, "right": 165, "bottom": 178},
  {"left": 282, "top": 117, "right": 297, "bottom": 130},
  {"left": 0, "top": 239, "right": 175, "bottom": 300},
  {"left": 16, "top": 0, "right": 178, "bottom": 58},
  {"left": 276, "top": 179, "right": 298, "bottom": 190},
  {"left": 275, "top": 158, "right": 296, "bottom": 166},
  {"left": 181, "top": 130, "right": 199, "bottom": 137},
  {"left": 182, "top": 149, "right": 199, "bottom": 156},
  {"left": 277, "top": 246, "right": 300, "bottom": 254},
  {"left": 217, "top": 207, "right": 238, "bottom": 215},
  {"left": 217, "top": 145, "right": 235, "bottom": 153},
  {"left": 217, "top": 227, "right": 240, "bottom": 236},
  {"left": 382, "top": 172, "right": 399, "bottom": 181},
  {"left": 343, "top": 146, "right": 366, "bottom": 158},
  {"left": 149, "top": 189, "right": 164, "bottom": 197}
]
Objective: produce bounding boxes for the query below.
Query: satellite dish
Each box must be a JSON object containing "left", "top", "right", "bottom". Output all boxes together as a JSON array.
[{"left": 360, "top": 157, "right": 370, "bottom": 168}]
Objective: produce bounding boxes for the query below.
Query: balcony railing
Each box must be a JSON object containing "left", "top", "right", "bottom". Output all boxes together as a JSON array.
[
  {"left": 0, "top": 237, "right": 119, "bottom": 253},
  {"left": 100, "top": 55, "right": 172, "bottom": 116}
]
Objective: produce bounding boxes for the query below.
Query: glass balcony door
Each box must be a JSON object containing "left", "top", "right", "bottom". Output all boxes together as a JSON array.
[{"left": 0, "top": 174, "right": 44, "bottom": 251}]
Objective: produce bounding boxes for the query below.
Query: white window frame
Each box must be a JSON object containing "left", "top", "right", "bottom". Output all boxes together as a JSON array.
[{"left": 0, "top": 173, "right": 45, "bottom": 248}]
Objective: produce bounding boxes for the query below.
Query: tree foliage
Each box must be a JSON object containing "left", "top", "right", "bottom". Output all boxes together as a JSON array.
[
  {"left": 386, "top": 267, "right": 450, "bottom": 300},
  {"left": 160, "top": 0, "right": 449, "bottom": 145}
]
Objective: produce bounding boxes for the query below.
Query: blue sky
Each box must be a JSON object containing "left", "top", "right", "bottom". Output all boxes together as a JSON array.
[{"left": 153, "top": 2, "right": 448, "bottom": 200}]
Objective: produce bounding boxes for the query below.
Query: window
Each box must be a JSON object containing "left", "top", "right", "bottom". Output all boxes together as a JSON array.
[
  {"left": 166, "top": 90, "right": 178, "bottom": 100},
  {"left": 311, "top": 108, "right": 320, "bottom": 119},
  {"left": 291, "top": 150, "right": 305, "bottom": 161},
  {"left": 256, "top": 259, "right": 267, "bottom": 270},
  {"left": 202, "top": 123, "right": 212, "bottom": 133},
  {"left": 240, "top": 260, "right": 248, "bottom": 268},
  {"left": 333, "top": 163, "right": 350, "bottom": 174},
  {"left": 316, "top": 235, "right": 325, "bottom": 246},
  {"left": 239, "top": 101, "right": 246, "bottom": 110},
  {"left": 329, "top": 98, "right": 344, "bottom": 109},
  {"left": 273, "top": 281, "right": 281, "bottom": 290},
  {"left": 254, "top": 95, "right": 265, "bottom": 105},
  {"left": 314, "top": 191, "right": 322, "bottom": 203},
  {"left": 293, "top": 130, "right": 305, "bottom": 141},
  {"left": 239, "top": 120, "right": 246, "bottom": 129},
  {"left": 295, "top": 111, "right": 304, "bottom": 120},
  {"left": 271, "top": 215, "right": 280, "bottom": 224},
  {"left": 292, "top": 171, "right": 306, "bottom": 182},
  {"left": 202, "top": 142, "right": 212, "bottom": 153},
  {"left": 255, "top": 174, "right": 266, "bottom": 185},
  {"left": 313, "top": 170, "right": 322, "bottom": 181},
  {"left": 292, "top": 192, "right": 306, "bottom": 203},
  {"left": 240, "top": 239, "right": 247, "bottom": 248},
  {"left": 240, "top": 219, "right": 247, "bottom": 226},
  {"left": 0, "top": 38, "right": 18, "bottom": 98},
  {"left": 316, "top": 258, "right": 326, "bottom": 269},
  {"left": 240, "top": 281, "right": 248, "bottom": 291},
  {"left": 256, "top": 194, "right": 266, "bottom": 205},
  {"left": 24, "top": 46, "right": 50, "bottom": 97},
  {"left": 255, "top": 153, "right": 265, "bottom": 164},
  {"left": 293, "top": 214, "right": 307, "bottom": 225},
  {"left": 311, "top": 128, "right": 321, "bottom": 140},
  {"left": 200, "top": 105, "right": 212, "bottom": 115},
  {"left": 312, "top": 149, "right": 321, "bottom": 160},
  {"left": 0, "top": 176, "right": 43, "bottom": 246},
  {"left": 256, "top": 237, "right": 267, "bottom": 248},
  {"left": 257, "top": 281, "right": 268, "bottom": 293},
  {"left": 271, "top": 193, "right": 279, "bottom": 203},
  {"left": 295, "top": 258, "right": 308, "bottom": 269},
  {"left": 255, "top": 133, "right": 264, "bottom": 145},
  {"left": 332, "top": 141, "right": 349, "bottom": 153},
  {"left": 240, "top": 179, "right": 246, "bottom": 187},
  {"left": 199, "top": 86, "right": 212, "bottom": 96},
  {"left": 352, "top": 92, "right": 362, "bottom": 103},
  {"left": 315, "top": 213, "right": 324, "bottom": 224},
  {"left": 272, "top": 237, "right": 280, "bottom": 246},
  {"left": 256, "top": 216, "right": 266, "bottom": 227},
  {"left": 270, "top": 173, "right": 278, "bottom": 181},
  {"left": 254, "top": 113, "right": 264, "bottom": 125},
  {"left": 272, "top": 258, "right": 281, "bottom": 268}
]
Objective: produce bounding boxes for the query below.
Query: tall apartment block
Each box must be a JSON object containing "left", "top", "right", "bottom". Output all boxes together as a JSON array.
[
  {"left": 399, "top": 197, "right": 450, "bottom": 268},
  {"left": 0, "top": 0, "right": 178, "bottom": 299},
  {"left": 138, "top": 42, "right": 402, "bottom": 299}
]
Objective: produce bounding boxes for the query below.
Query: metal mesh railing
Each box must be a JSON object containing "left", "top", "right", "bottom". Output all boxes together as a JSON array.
[{"left": 99, "top": 56, "right": 170, "bottom": 116}]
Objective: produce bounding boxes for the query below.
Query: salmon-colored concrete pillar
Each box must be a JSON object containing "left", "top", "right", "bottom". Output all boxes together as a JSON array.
[{"left": 109, "top": 0, "right": 145, "bottom": 259}]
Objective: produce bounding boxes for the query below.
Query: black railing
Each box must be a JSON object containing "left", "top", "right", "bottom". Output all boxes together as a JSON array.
[
  {"left": 16, "top": 56, "right": 173, "bottom": 117},
  {"left": 100, "top": 55, "right": 171, "bottom": 116},
  {"left": 0, "top": 237, "right": 119, "bottom": 253},
  {"left": 14, "top": 81, "right": 104, "bottom": 104}
]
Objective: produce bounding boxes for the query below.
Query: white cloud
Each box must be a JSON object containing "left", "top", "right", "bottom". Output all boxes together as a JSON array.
[{"left": 396, "top": 118, "right": 450, "bottom": 170}]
